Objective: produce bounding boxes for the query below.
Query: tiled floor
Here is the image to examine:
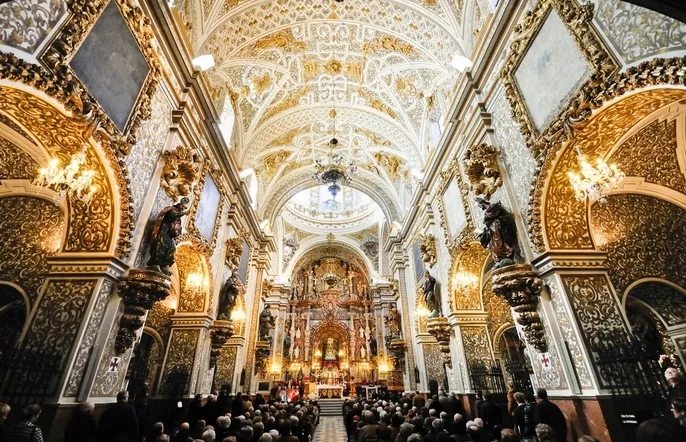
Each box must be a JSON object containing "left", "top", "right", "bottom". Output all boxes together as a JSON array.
[{"left": 314, "top": 417, "right": 347, "bottom": 442}]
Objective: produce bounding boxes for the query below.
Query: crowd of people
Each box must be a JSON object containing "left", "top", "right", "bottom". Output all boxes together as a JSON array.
[
  {"left": 0, "top": 390, "right": 320, "bottom": 442},
  {"left": 342, "top": 386, "right": 686, "bottom": 442},
  {"left": 4, "top": 375, "right": 686, "bottom": 442}
]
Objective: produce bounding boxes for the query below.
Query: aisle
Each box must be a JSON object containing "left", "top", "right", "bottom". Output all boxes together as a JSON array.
[{"left": 313, "top": 416, "right": 348, "bottom": 442}]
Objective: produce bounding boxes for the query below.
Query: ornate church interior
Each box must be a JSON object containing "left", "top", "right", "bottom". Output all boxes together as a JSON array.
[{"left": 1, "top": 0, "right": 686, "bottom": 441}]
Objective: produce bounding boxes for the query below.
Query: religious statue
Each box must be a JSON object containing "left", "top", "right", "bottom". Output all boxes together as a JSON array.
[
  {"left": 258, "top": 307, "right": 275, "bottom": 343},
  {"left": 217, "top": 276, "right": 239, "bottom": 320},
  {"left": 283, "top": 331, "right": 292, "bottom": 358},
  {"left": 369, "top": 337, "right": 378, "bottom": 356},
  {"left": 293, "top": 345, "right": 300, "bottom": 359},
  {"left": 423, "top": 271, "right": 440, "bottom": 317},
  {"left": 147, "top": 197, "right": 190, "bottom": 275},
  {"left": 360, "top": 345, "right": 367, "bottom": 359},
  {"left": 385, "top": 305, "right": 402, "bottom": 339},
  {"left": 476, "top": 198, "right": 520, "bottom": 269}
]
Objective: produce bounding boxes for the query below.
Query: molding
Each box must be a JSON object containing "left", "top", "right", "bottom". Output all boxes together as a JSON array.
[{"left": 532, "top": 250, "right": 608, "bottom": 277}]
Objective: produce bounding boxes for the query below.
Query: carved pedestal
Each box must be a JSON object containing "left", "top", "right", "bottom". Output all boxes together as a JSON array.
[
  {"left": 426, "top": 316, "right": 452, "bottom": 368},
  {"left": 388, "top": 338, "right": 407, "bottom": 372},
  {"left": 116, "top": 269, "right": 171, "bottom": 354},
  {"left": 209, "top": 320, "right": 235, "bottom": 368},
  {"left": 255, "top": 341, "right": 271, "bottom": 377},
  {"left": 491, "top": 264, "right": 546, "bottom": 352}
]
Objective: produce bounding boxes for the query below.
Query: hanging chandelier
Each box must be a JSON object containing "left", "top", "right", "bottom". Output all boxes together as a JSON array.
[
  {"left": 567, "top": 146, "right": 625, "bottom": 203},
  {"left": 33, "top": 142, "right": 97, "bottom": 204},
  {"left": 312, "top": 109, "right": 357, "bottom": 199}
]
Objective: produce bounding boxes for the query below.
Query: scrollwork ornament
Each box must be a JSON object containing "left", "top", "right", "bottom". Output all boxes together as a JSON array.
[
  {"left": 491, "top": 264, "right": 547, "bottom": 352},
  {"left": 160, "top": 145, "right": 201, "bottom": 201},
  {"left": 463, "top": 143, "right": 502, "bottom": 201},
  {"left": 418, "top": 234, "right": 437, "bottom": 268},
  {"left": 115, "top": 269, "right": 172, "bottom": 354}
]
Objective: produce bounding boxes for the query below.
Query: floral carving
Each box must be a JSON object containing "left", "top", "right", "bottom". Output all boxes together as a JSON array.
[
  {"left": 463, "top": 143, "right": 502, "bottom": 201},
  {"left": 417, "top": 234, "right": 437, "bottom": 268},
  {"left": 461, "top": 326, "right": 492, "bottom": 364},
  {"left": 0, "top": 0, "right": 67, "bottom": 54},
  {"left": 160, "top": 145, "right": 201, "bottom": 202},
  {"left": 0, "top": 134, "right": 37, "bottom": 179},
  {"left": 162, "top": 329, "right": 200, "bottom": 393}
]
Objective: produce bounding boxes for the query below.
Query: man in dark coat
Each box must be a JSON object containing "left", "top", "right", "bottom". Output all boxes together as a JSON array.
[
  {"left": 479, "top": 392, "right": 501, "bottom": 430},
  {"left": 533, "top": 388, "right": 567, "bottom": 442},
  {"left": 187, "top": 394, "right": 203, "bottom": 428},
  {"left": 232, "top": 392, "right": 245, "bottom": 417},
  {"left": 98, "top": 391, "right": 139, "bottom": 442}
]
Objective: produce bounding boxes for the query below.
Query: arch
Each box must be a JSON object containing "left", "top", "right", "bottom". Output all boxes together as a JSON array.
[
  {"left": 623, "top": 279, "right": 686, "bottom": 330},
  {"left": 284, "top": 236, "right": 375, "bottom": 280},
  {"left": 448, "top": 239, "right": 489, "bottom": 311},
  {"left": 0, "top": 82, "right": 132, "bottom": 257},
  {"left": 260, "top": 168, "right": 401, "bottom": 225},
  {"left": 174, "top": 237, "right": 213, "bottom": 314},
  {"left": 0, "top": 282, "right": 31, "bottom": 349},
  {"left": 310, "top": 320, "right": 351, "bottom": 350},
  {"left": 528, "top": 58, "right": 686, "bottom": 253}
]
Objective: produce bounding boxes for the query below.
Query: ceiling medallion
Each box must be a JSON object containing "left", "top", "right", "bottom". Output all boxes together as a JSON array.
[
  {"left": 34, "top": 141, "right": 97, "bottom": 204},
  {"left": 567, "top": 146, "right": 625, "bottom": 203},
  {"left": 312, "top": 109, "right": 357, "bottom": 199}
]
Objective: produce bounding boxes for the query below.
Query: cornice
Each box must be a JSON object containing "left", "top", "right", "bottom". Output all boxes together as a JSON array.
[
  {"left": 448, "top": 311, "right": 488, "bottom": 326},
  {"left": 532, "top": 250, "right": 608, "bottom": 277},
  {"left": 170, "top": 313, "right": 214, "bottom": 328},
  {"left": 46, "top": 254, "right": 128, "bottom": 280}
]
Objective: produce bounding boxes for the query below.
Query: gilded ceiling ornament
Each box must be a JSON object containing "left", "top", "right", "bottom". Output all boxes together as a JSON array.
[
  {"left": 373, "top": 152, "right": 406, "bottom": 180},
  {"left": 251, "top": 73, "right": 273, "bottom": 96},
  {"left": 160, "top": 146, "right": 201, "bottom": 201},
  {"left": 463, "top": 143, "right": 502, "bottom": 201},
  {"left": 362, "top": 36, "right": 416, "bottom": 57},
  {"left": 257, "top": 150, "right": 291, "bottom": 181},
  {"left": 418, "top": 234, "right": 437, "bottom": 268},
  {"left": 357, "top": 88, "right": 398, "bottom": 119},
  {"left": 261, "top": 86, "right": 310, "bottom": 123},
  {"left": 253, "top": 30, "right": 306, "bottom": 51},
  {"left": 323, "top": 59, "right": 343, "bottom": 75},
  {"left": 271, "top": 127, "right": 303, "bottom": 147}
]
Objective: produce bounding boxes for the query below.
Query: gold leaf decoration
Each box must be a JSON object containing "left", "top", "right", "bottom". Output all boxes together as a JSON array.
[
  {"left": 362, "top": 36, "right": 416, "bottom": 56},
  {"left": 357, "top": 88, "right": 398, "bottom": 119},
  {"left": 355, "top": 127, "right": 392, "bottom": 147},
  {"left": 254, "top": 30, "right": 306, "bottom": 51}
]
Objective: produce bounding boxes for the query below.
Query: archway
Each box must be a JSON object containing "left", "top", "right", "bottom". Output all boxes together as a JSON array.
[{"left": 0, "top": 284, "right": 29, "bottom": 354}]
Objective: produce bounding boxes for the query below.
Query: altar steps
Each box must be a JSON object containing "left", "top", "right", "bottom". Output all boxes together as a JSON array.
[{"left": 318, "top": 398, "right": 345, "bottom": 416}]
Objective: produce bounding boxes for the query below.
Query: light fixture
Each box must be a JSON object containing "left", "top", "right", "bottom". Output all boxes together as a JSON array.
[
  {"left": 416, "top": 305, "right": 430, "bottom": 317},
  {"left": 378, "top": 361, "right": 389, "bottom": 373},
  {"left": 314, "top": 349, "right": 323, "bottom": 358},
  {"left": 33, "top": 143, "right": 96, "bottom": 205},
  {"left": 450, "top": 54, "right": 473, "bottom": 73},
  {"left": 192, "top": 54, "right": 215, "bottom": 71},
  {"left": 567, "top": 146, "right": 625, "bottom": 203},
  {"left": 270, "top": 362, "right": 282, "bottom": 374},
  {"left": 338, "top": 349, "right": 345, "bottom": 357},
  {"left": 312, "top": 109, "right": 357, "bottom": 199}
]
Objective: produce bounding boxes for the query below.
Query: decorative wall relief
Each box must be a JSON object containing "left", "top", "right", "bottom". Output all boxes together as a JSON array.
[
  {"left": 482, "top": 280, "right": 513, "bottom": 347},
  {"left": 545, "top": 275, "right": 592, "bottom": 388},
  {"left": 449, "top": 239, "right": 487, "bottom": 311},
  {"left": 461, "top": 325, "right": 492, "bottom": 364},
  {"left": 160, "top": 145, "right": 202, "bottom": 202},
  {"left": 590, "top": 194, "right": 686, "bottom": 294},
  {"left": 214, "top": 346, "right": 237, "bottom": 390},
  {"left": 162, "top": 328, "right": 200, "bottom": 392},
  {"left": 0, "top": 133, "right": 37, "bottom": 179},
  {"left": 65, "top": 279, "right": 114, "bottom": 397},
  {"left": 360, "top": 236, "right": 379, "bottom": 270},
  {"left": 595, "top": 0, "right": 686, "bottom": 65},
  {"left": 629, "top": 282, "right": 686, "bottom": 328},
  {"left": 0, "top": 0, "right": 67, "bottom": 54},
  {"left": 23, "top": 279, "right": 95, "bottom": 394},
  {"left": 417, "top": 234, "right": 437, "bottom": 268},
  {"left": 0, "top": 196, "right": 65, "bottom": 307},
  {"left": 491, "top": 264, "right": 546, "bottom": 352},
  {"left": 126, "top": 88, "right": 173, "bottom": 218},
  {"left": 463, "top": 143, "right": 502, "bottom": 201},
  {"left": 175, "top": 241, "right": 211, "bottom": 313}
]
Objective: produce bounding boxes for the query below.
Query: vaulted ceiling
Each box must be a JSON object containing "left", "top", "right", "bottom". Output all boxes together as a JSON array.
[{"left": 174, "top": 0, "right": 478, "bottom": 221}]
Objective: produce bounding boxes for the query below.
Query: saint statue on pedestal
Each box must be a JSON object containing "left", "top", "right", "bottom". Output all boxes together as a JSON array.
[{"left": 147, "top": 197, "right": 190, "bottom": 275}]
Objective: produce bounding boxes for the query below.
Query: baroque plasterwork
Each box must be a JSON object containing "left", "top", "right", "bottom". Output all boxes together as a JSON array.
[
  {"left": 0, "top": 0, "right": 67, "bottom": 55},
  {"left": 176, "top": 0, "right": 466, "bottom": 216}
]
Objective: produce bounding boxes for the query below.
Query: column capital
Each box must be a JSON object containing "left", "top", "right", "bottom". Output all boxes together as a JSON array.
[
  {"left": 170, "top": 313, "right": 214, "bottom": 328},
  {"left": 532, "top": 250, "right": 608, "bottom": 277}
]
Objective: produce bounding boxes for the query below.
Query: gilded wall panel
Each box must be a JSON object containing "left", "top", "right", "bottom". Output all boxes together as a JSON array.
[
  {"left": 489, "top": 88, "right": 536, "bottom": 221},
  {"left": 561, "top": 274, "right": 627, "bottom": 349},
  {"left": 423, "top": 344, "right": 446, "bottom": 387},
  {"left": 0, "top": 0, "right": 67, "bottom": 54},
  {"left": 0, "top": 133, "right": 37, "bottom": 179},
  {"left": 630, "top": 283, "right": 686, "bottom": 328},
  {"left": 461, "top": 325, "right": 492, "bottom": 364},
  {"left": 65, "top": 280, "right": 113, "bottom": 396},
  {"left": 215, "top": 346, "right": 237, "bottom": 390},
  {"left": 545, "top": 275, "right": 592, "bottom": 388},
  {"left": 609, "top": 118, "right": 686, "bottom": 194},
  {"left": 590, "top": 194, "right": 686, "bottom": 295},
  {"left": 146, "top": 303, "right": 173, "bottom": 344},
  {"left": 594, "top": 0, "right": 686, "bottom": 65},
  {"left": 176, "top": 244, "right": 208, "bottom": 313},
  {"left": 542, "top": 89, "right": 686, "bottom": 250},
  {"left": 0, "top": 196, "right": 65, "bottom": 305},
  {"left": 24, "top": 279, "right": 95, "bottom": 389},
  {"left": 125, "top": 88, "right": 172, "bottom": 219},
  {"left": 482, "top": 280, "right": 513, "bottom": 345},
  {"left": 163, "top": 329, "right": 200, "bottom": 391},
  {"left": 449, "top": 242, "right": 488, "bottom": 311},
  {"left": 0, "top": 114, "right": 32, "bottom": 140}
]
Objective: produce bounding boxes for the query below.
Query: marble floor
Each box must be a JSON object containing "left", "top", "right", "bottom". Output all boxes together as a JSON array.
[{"left": 313, "top": 417, "right": 347, "bottom": 442}]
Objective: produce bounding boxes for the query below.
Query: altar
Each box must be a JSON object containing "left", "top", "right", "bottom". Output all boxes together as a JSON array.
[{"left": 316, "top": 384, "right": 344, "bottom": 399}]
